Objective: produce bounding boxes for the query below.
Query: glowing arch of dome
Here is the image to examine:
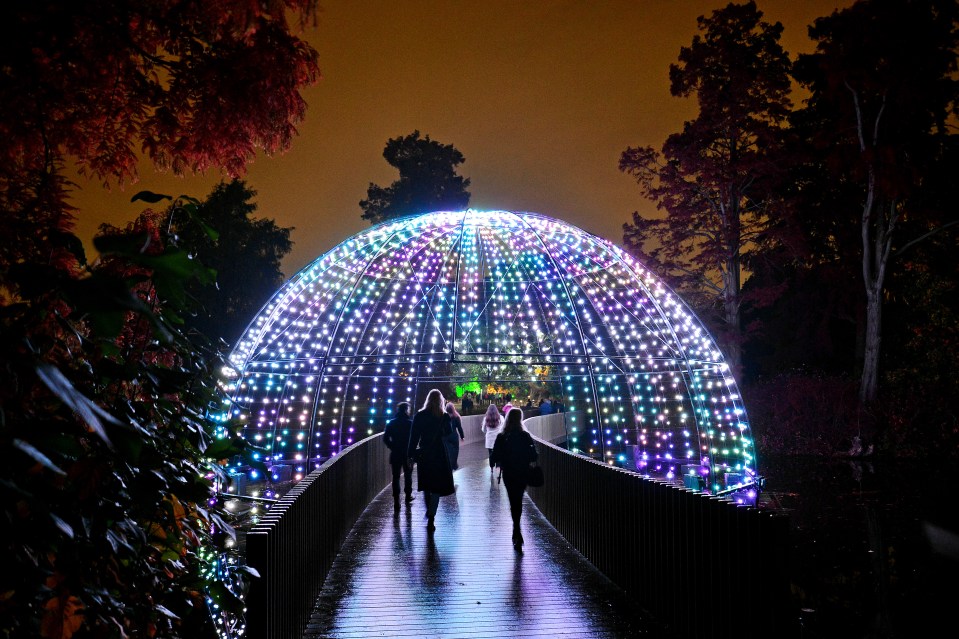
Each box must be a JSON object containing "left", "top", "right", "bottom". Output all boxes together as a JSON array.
[{"left": 223, "top": 210, "right": 755, "bottom": 492}]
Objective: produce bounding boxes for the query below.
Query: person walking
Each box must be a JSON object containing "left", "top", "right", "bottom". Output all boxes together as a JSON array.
[
  {"left": 481, "top": 403, "right": 504, "bottom": 476},
  {"left": 492, "top": 407, "right": 538, "bottom": 548},
  {"left": 408, "top": 389, "right": 455, "bottom": 532},
  {"left": 383, "top": 402, "right": 415, "bottom": 512},
  {"left": 539, "top": 396, "right": 553, "bottom": 415},
  {"left": 444, "top": 402, "right": 466, "bottom": 470}
]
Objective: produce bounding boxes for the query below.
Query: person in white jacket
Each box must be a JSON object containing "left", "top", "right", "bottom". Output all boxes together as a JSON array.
[{"left": 481, "top": 403, "right": 504, "bottom": 475}]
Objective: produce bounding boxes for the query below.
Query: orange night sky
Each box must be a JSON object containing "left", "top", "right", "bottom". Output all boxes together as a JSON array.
[{"left": 70, "top": 0, "right": 849, "bottom": 277}]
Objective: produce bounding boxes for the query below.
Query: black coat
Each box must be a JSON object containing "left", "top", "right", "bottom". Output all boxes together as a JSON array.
[
  {"left": 446, "top": 415, "right": 465, "bottom": 441},
  {"left": 383, "top": 414, "right": 413, "bottom": 465},
  {"left": 408, "top": 409, "right": 455, "bottom": 496},
  {"left": 492, "top": 430, "right": 538, "bottom": 486}
]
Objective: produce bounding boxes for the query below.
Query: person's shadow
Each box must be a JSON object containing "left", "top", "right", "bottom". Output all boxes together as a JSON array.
[{"left": 506, "top": 549, "right": 528, "bottom": 620}]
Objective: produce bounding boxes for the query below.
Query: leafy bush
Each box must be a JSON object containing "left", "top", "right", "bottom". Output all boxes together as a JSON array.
[
  {"left": 874, "top": 369, "right": 959, "bottom": 459},
  {"left": 1, "top": 195, "right": 255, "bottom": 638},
  {"left": 745, "top": 372, "right": 861, "bottom": 457},
  {"left": 746, "top": 368, "right": 959, "bottom": 460}
]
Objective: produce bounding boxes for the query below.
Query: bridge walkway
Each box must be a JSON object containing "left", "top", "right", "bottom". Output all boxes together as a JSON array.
[{"left": 303, "top": 441, "right": 673, "bottom": 638}]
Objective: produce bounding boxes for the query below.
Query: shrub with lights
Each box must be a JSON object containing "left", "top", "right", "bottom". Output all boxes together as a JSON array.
[{"left": 221, "top": 211, "right": 756, "bottom": 497}]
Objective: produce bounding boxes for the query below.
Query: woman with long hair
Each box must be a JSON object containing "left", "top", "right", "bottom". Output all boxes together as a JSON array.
[
  {"left": 444, "top": 401, "right": 465, "bottom": 470},
  {"left": 481, "top": 403, "right": 504, "bottom": 475},
  {"left": 492, "top": 407, "right": 538, "bottom": 548},
  {"left": 408, "top": 389, "right": 455, "bottom": 532}
]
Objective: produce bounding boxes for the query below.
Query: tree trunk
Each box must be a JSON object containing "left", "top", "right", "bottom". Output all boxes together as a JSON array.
[
  {"left": 858, "top": 194, "right": 894, "bottom": 406},
  {"left": 860, "top": 285, "right": 882, "bottom": 404},
  {"left": 851, "top": 89, "right": 893, "bottom": 407},
  {"left": 722, "top": 254, "right": 742, "bottom": 380}
]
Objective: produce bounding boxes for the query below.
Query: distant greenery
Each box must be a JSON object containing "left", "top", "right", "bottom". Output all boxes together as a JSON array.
[{"left": 453, "top": 381, "right": 482, "bottom": 398}]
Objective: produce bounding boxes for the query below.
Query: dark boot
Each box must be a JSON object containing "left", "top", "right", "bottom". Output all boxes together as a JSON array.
[
  {"left": 393, "top": 494, "right": 400, "bottom": 512},
  {"left": 512, "top": 525, "right": 523, "bottom": 547},
  {"left": 427, "top": 516, "right": 436, "bottom": 532}
]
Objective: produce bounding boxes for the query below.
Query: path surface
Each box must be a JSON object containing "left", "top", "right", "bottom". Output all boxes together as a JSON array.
[{"left": 304, "top": 441, "right": 672, "bottom": 638}]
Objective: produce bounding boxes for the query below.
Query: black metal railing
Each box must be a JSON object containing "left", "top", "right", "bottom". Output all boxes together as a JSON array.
[
  {"left": 527, "top": 437, "right": 790, "bottom": 639},
  {"left": 243, "top": 424, "right": 789, "bottom": 639},
  {"left": 244, "top": 433, "right": 390, "bottom": 639}
]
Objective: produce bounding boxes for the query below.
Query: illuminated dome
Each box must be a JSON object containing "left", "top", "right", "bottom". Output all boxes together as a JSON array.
[{"left": 224, "top": 210, "right": 755, "bottom": 492}]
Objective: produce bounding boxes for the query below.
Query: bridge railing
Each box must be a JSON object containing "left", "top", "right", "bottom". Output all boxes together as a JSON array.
[
  {"left": 526, "top": 431, "right": 790, "bottom": 639},
  {"left": 244, "top": 417, "right": 790, "bottom": 639},
  {"left": 244, "top": 433, "right": 390, "bottom": 639}
]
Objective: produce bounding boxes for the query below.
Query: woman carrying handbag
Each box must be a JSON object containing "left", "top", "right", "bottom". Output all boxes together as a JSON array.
[
  {"left": 491, "top": 407, "right": 539, "bottom": 548},
  {"left": 481, "top": 403, "right": 504, "bottom": 475}
]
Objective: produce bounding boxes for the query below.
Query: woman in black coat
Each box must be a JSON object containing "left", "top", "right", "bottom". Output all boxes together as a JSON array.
[
  {"left": 492, "top": 407, "right": 538, "bottom": 548},
  {"left": 407, "top": 389, "right": 455, "bottom": 532}
]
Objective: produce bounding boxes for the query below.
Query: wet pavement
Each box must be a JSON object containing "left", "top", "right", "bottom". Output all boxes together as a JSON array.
[{"left": 305, "top": 441, "right": 672, "bottom": 638}]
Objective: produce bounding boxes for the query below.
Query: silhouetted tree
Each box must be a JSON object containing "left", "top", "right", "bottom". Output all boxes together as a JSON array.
[
  {"left": 619, "top": 1, "right": 792, "bottom": 376},
  {"left": 360, "top": 130, "right": 471, "bottom": 224},
  {"left": 739, "top": 105, "right": 866, "bottom": 380},
  {"left": 174, "top": 180, "right": 293, "bottom": 345},
  {"left": 793, "top": 0, "right": 959, "bottom": 404}
]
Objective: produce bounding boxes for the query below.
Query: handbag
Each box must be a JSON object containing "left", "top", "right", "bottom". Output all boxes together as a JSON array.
[{"left": 526, "top": 463, "right": 544, "bottom": 487}]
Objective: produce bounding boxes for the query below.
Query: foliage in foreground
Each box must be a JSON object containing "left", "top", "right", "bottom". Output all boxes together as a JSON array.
[
  {"left": 0, "top": 195, "right": 257, "bottom": 638},
  {"left": 101, "top": 180, "right": 294, "bottom": 347},
  {"left": 1, "top": 4, "right": 317, "bottom": 635}
]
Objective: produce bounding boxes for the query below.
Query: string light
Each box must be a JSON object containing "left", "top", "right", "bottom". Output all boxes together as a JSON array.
[{"left": 221, "top": 210, "right": 755, "bottom": 494}]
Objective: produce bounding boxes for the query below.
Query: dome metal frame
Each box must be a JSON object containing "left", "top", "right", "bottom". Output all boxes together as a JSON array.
[{"left": 222, "top": 210, "right": 757, "bottom": 497}]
